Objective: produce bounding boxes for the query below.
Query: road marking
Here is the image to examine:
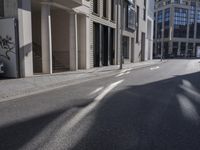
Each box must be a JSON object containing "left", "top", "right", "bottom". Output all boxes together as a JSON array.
[
  {"left": 116, "top": 73, "right": 125, "bottom": 77},
  {"left": 89, "top": 87, "right": 104, "bottom": 96},
  {"left": 63, "top": 80, "right": 124, "bottom": 131},
  {"left": 120, "top": 69, "right": 129, "bottom": 73},
  {"left": 125, "top": 71, "right": 130, "bottom": 75},
  {"left": 150, "top": 66, "right": 160, "bottom": 70},
  {"left": 116, "top": 69, "right": 131, "bottom": 77}
]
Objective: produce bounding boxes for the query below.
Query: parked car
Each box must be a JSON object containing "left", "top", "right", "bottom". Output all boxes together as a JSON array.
[{"left": 0, "top": 62, "right": 4, "bottom": 74}]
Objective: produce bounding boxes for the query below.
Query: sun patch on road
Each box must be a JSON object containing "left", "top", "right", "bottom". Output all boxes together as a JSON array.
[{"left": 150, "top": 66, "right": 160, "bottom": 70}]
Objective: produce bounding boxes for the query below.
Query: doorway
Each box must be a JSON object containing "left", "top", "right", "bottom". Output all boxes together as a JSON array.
[
  {"left": 93, "top": 23, "right": 100, "bottom": 67},
  {"left": 141, "top": 32, "right": 146, "bottom": 61}
]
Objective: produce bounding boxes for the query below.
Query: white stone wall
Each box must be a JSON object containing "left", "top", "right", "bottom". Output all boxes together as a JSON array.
[{"left": 134, "top": 0, "right": 147, "bottom": 62}]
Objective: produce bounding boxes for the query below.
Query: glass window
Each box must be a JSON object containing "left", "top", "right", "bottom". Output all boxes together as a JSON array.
[
  {"left": 157, "top": 42, "right": 161, "bottom": 56},
  {"left": 157, "top": 10, "right": 163, "bottom": 38},
  {"left": 164, "top": 42, "right": 169, "bottom": 58},
  {"left": 123, "top": 37, "right": 129, "bottom": 59},
  {"left": 196, "top": 10, "right": 200, "bottom": 38},
  {"left": 103, "top": 0, "right": 107, "bottom": 18},
  {"left": 93, "top": 0, "right": 98, "bottom": 14},
  {"left": 173, "top": 42, "right": 179, "bottom": 57},
  {"left": 111, "top": 0, "right": 115, "bottom": 21},
  {"left": 174, "top": 8, "right": 188, "bottom": 38},
  {"left": 188, "top": 43, "right": 194, "bottom": 57},
  {"left": 189, "top": 4, "right": 195, "bottom": 38},
  {"left": 174, "top": 0, "right": 180, "bottom": 4},
  {"left": 127, "top": 6, "right": 136, "bottom": 30},
  {"left": 0, "top": 0, "right": 4, "bottom": 17},
  {"left": 164, "top": 8, "right": 170, "bottom": 38},
  {"left": 153, "top": 12, "right": 156, "bottom": 39},
  {"left": 180, "top": 42, "right": 186, "bottom": 57}
]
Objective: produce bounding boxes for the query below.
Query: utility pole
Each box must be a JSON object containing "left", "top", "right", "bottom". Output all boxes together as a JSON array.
[{"left": 120, "top": 0, "right": 123, "bottom": 69}]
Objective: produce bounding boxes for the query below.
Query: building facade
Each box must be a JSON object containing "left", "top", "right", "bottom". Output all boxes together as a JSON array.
[
  {"left": 154, "top": 0, "right": 200, "bottom": 58},
  {"left": 0, "top": 0, "right": 153, "bottom": 78},
  {"left": 145, "top": 0, "right": 154, "bottom": 60}
]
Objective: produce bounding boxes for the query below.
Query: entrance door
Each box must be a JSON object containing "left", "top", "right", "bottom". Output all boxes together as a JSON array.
[
  {"left": 93, "top": 23, "right": 100, "bottom": 67},
  {"left": 123, "top": 36, "right": 129, "bottom": 60},
  {"left": 102, "top": 25, "right": 108, "bottom": 66},
  {"left": 110, "top": 28, "right": 115, "bottom": 65},
  {"left": 131, "top": 38, "right": 134, "bottom": 62}
]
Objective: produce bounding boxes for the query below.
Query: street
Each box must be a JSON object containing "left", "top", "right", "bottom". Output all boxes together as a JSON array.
[{"left": 0, "top": 59, "right": 200, "bottom": 150}]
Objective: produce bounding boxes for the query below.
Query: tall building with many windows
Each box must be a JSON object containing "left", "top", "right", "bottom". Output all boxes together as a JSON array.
[{"left": 154, "top": 0, "right": 200, "bottom": 58}]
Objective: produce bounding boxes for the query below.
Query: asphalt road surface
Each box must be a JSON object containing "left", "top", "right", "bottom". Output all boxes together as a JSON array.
[{"left": 0, "top": 59, "right": 200, "bottom": 150}]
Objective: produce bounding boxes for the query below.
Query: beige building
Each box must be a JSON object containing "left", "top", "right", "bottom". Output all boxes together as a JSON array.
[{"left": 0, "top": 0, "right": 153, "bottom": 78}]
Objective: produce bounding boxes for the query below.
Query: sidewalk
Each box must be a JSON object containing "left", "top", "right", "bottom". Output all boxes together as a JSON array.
[{"left": 0, "top": 60, "right": 164, "bottom": 102}]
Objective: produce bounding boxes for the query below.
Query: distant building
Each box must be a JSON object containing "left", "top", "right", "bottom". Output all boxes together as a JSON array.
[{"left": 154, "top": 0, "right": 200, "bottom": 58}]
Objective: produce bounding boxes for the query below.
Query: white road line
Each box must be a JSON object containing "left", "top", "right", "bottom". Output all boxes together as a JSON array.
[
  {"left": 116, "top": 70, "right": 130, "bottom": 77},
  {"left": 121, "top": 69, "right": 129, "bottom": 73},
  {"left": 89, "top": 87, "right": 104, "bottom": 96},
  {"left": 116, "top": 73, "right": 125, "bottom": 77},
  {"left": 150, "top": 66, "right": 160, "bottom": 70},
  {"left": 62, "top": 80, "right": 124, "bottom": 132},
  {"left": 95, "top": 80, "right": 124, "bottom": 101},
  {"left": 125, "top": 71, "right": 130, "bottom": 75}
]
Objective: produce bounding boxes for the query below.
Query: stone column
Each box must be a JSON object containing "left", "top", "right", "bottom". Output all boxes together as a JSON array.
[
  {"left": 85, "top": 16, "right": 90, "bottom": 69},
  {"left": 18, "top": 0, "right": 33, "bottom": 77},
  {"left": 41, "top": 4, "right": 52, "bottom": 74},
  {"left": 69, "top": 12, "right": 78, "bottom": 71}
]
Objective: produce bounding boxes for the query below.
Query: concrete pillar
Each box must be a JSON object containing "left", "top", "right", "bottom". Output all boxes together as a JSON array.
[
  {"left": 107, "top": 0, "right": 111, "bottom": 20},
  {"left": 69, "top": 13, "right": 78, "bottom": 71},
  {"left": 18, "top": 0, "right": 33, "bottom": 77},
  {"left": 85, "top": 16, "right": 90, "bottom": 69},
  {"left": 41, "top": 4, "right": 52, "bottom": 74}
]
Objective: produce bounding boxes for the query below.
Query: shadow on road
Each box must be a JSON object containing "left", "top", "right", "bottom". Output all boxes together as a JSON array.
[
  {"left": 0, "top": 100, "right": 93, "bottom": 150},
  {"left": 0, "top": 108, "right": 66, "bottom": 150},
  {"left": 72, "top": 71, "right": 200, "bottom": 150}
]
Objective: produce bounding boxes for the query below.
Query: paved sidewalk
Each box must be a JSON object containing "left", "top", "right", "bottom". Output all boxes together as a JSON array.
[{"left": 0, "top": 60, "right": 164, "bottom": 102}]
